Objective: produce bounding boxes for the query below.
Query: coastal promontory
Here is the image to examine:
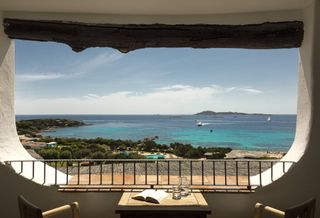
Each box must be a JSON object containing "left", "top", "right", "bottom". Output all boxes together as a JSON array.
[{"left": 16, "top": 118, "right": 86, "bottom": 137}]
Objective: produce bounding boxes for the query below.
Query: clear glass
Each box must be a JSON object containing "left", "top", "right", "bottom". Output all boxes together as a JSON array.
[
  {"left": 172, "top": 185, "right": 181, "bottom": 200},
  {"left": 179, "top": 177, "right": 190, "bottom": 196}
]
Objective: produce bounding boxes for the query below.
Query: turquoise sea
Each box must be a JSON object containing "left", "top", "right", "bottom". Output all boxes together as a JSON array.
[{"left": 16, "top": 114, "right": 296, "bottom": 152}]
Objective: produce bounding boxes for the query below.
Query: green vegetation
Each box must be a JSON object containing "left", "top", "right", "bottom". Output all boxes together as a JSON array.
[
  {"left": 34, "top": 137, "right": 146, "bottom": 159},
  {"left": 16, "top": 119, "right": 86, "bottom": 137},
  {"left": 34, "top": 137, "right": 231, "bottom": 160},
  {"left": 169, "top": 142, "right": 231, "bottom": 159}
]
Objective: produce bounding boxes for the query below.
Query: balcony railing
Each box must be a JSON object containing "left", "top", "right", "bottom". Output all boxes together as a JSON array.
[{"left": 5, "top": 159, "right": 295, "bottom": 192}]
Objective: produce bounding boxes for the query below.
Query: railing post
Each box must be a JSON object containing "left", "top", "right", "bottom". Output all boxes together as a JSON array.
[
  {"left": 123, "top": 161, "right": 125, "bottom": 185},
  {"left": 156, "top": 161, "right": 159, "bottom": 185},
  {"left": 201, "top": 160, "right": 204, "bottom": 185},
  {"left": 236, "top": 161, "right": 239, "bottom": 186},
  {"left": 100, "top": 162, "right": 103, "bottom": 185},
  {"left": 111, "top": 161, "right": 114, "bottom": 185},
  {"left": 20, "top": 161, "right": 23, "bottom": 174},
  {"left": 247, "top": 161, "right": 251, "bottom": 189},
  {"left": 190, "top": 161, "right": 193, "bottom": 185},
  {"left": 89, "top": 161, "right": 91, "bottom": 185},
  {"left": 77, "top": 161, "right": 80, "bottom": 185},
  {"left": 145, "top": 161, "right": 147, "bottom": 185},
  {"left": 212, "top": 161, "right": 215, "bottom": 186},
  {"left": 224, "top": 161, "right": 227, "bottom": 185},
  {"left": 167, "top": 161, "right": 170, "bottom": 185},
  {"left": 133, "top": 161, "right": 136, "bottom": 185},
  {"left": 55, "top": 161, "right": 58, "bottom": 185},
  {"left": 43, "top": 161, "right": 46, "bottom": 185},
  {"left": 32, "top": 161, "right": 35, "bottom": 180},
  {"left": 66, "top": 161, "right": 69, "bottom": 185},
  {"left": 259, "top": 161, "right": 262, "bottom": 186}
]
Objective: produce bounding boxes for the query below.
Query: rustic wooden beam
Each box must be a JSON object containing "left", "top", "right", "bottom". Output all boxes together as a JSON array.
[{"left": 3, "top": 18, "right": 303, "bottom": 53}]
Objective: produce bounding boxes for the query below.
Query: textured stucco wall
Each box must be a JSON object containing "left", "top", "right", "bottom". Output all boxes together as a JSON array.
[
  {"left": 4, "top": 10, "right": 302, "bottom": 25},
  {"left": 0, "top": 2, "right": 319, "bottom": 218},
  {"left": 0, "top": 12, "right": 33, "bottom": 161}
]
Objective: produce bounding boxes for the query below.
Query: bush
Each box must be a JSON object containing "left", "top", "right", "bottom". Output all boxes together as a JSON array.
[
  {"left": 142, "top": 140, "right": 157, "bottom": 152},
  {"left": 60, "top": 150, "right": 72, "bottom": 159},
  {"left": 91, "top": 151, "right": 105, "bottom": 159},
  {"left": 129, "top": 152, "right": 144, "bottom": 159},
  {"left": 74, "top": 149, "right": 91, "bottom": 159},
  {"left": 38, "top": 149, "right": 59, "bottom": 159}
]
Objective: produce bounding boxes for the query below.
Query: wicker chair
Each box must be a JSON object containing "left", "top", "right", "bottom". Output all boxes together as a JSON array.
[
  {"left": 254, "top": 198, "right": 316, "bottom": 218},
  {"left": 18, "top": 195, "right": 80, "bottom": 218}
]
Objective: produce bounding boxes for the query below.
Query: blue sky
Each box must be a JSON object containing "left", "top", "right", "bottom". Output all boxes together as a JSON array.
[{"left": 15, "top": 40, "right": 299, "bottom": 114}]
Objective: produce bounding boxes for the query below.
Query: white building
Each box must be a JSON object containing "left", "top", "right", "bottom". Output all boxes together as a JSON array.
[{"left": 46, "top": 142, "right": 57, "bottom": 148}]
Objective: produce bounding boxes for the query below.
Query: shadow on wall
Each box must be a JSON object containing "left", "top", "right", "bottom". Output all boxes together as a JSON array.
[{"left": 0, "top": 164, "right": 122, "bottom": 218}]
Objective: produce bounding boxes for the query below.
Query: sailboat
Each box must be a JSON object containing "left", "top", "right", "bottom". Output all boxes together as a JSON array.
[{"left": 267, "top": 115, "right": 271, "bottom": 122}]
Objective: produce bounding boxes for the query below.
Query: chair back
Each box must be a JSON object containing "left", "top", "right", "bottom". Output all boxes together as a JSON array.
[
  {"left": 18, "top": 195, "right": 43, "bottom": 218},
  {"left": 285, "top": 198, "right": 316, "bottom": 218}
]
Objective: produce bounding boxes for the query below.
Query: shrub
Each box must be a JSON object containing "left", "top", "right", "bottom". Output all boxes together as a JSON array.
[
  {"left": 60, "top": 150, "right": 72, "bottom": 159},
  {"left": 91, "top": 151, "right": 105, "bottom": 159},
  {"left": 74, "top": 149, "right": 91, "bottom": 159},
  {"left": 38, "top": 149, "right": 59, "bottom": 159}
]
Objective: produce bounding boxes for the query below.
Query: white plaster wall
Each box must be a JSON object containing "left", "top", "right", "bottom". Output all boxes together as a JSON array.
[
  {"left": 0, "top": 11, "right": 33, "bottom": 161},
  {"left": 4, "top": 10, "right": 302, "bottom": 25},
  {"left": 0, "top": 18, "right": 69, "bottom": 184},
  {"left": 0, "top": 164, "right": 123, "bottom": 218},
  {"left": 0, "top": 0, "right": 311, "bottom": 15},
  {"left": 0, "top": 2, "right": 320, "bottom": 218}
]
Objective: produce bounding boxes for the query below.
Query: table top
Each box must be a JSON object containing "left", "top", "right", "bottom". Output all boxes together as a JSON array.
[{"left": 116, "top": 191, "right": 210, "bottom": 213}]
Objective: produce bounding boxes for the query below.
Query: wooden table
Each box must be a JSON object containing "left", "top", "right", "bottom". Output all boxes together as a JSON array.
[{"left": 116, "top": 191, "right": 211, "bottom": 218}]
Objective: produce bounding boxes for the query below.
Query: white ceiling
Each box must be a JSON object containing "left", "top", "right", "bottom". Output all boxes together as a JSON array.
[{"left": 0, "top": 0, "right": 312, "bottom": 15}]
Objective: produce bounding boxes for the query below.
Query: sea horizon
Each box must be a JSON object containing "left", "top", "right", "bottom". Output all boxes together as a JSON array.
[{"left": 15, "top": 113, "right": 297, "bottom": 116}]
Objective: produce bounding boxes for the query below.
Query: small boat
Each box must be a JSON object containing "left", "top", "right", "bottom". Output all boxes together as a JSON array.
[
  {"left": 197, "top": 121, "right": 203, "bottom": 127},
  {"left": 267, "top": 115, "right": 271, "bottom": 122}
]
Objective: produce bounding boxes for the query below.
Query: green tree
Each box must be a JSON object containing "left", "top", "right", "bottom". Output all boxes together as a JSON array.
[
  {"left": 143, "top": 140, "right": 157, "bottom": 152},
  {"left": 74, "top": 149, "right": 91, "bottom": 159},
  {"left": 91, "top": 151, "right": 105, "bottom": 159},
  {"left": 39, "top": 149, "right": 59, "bottom": 159},
  {"left": 60, "top": 150, "right": 72, "bottom": 159}
]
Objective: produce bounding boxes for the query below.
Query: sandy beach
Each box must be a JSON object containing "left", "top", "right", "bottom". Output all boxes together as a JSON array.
[{"left": 225, "top": 149, "right": 285, "bottom": 159}]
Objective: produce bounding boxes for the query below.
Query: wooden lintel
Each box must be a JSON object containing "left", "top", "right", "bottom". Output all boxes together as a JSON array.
[{"left": 3, "top": 18, "right": 303, "bottom": 53}]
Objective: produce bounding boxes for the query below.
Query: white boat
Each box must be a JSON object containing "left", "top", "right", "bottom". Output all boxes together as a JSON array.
[
  {"left": 196, "top": 121, "right": 203, "bottom": 127},
  {"left": 267, "top": 115, "right": 271, "bottom": 122}
]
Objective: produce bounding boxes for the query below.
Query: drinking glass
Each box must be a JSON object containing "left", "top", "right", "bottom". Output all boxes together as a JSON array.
[
  {"left": 172, "top": 185, "right": 181, "bottom": 200},
  {"left": 179, "top": 177, "right": 190, "bottom": 196}
]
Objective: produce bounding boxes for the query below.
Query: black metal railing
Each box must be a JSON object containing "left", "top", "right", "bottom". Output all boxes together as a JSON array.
[{"left": 5, "top": 159, "right": 295, "bottom": 191}]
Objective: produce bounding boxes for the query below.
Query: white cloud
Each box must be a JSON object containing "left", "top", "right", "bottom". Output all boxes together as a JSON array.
[
  {"left": 206, "top": 86, "right": 261, "bottom": 95},
  {"left": 16, "top": 50, "right": 124, "bottom": 82},
  {"left": 156, "top": 84, "right": 193, "bottom": 91},
  {"left": 16, "top": 73, "right": 65, "bottom": 81},
  {"left": 233, "top": 87, "right": 262, "bottom": 94},
  {"left": 16, "top": 71, "right": 83, "bottom": 82},
  {"left": 81, "top": 52, "right": 124, "bottom": 71},
  {"left": 15, "top": 84, "right": 264, "bottom": 114}
]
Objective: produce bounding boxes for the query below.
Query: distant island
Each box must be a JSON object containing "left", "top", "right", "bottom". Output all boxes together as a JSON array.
[{"left": 195, "top": 110, "right": 267, "bottom": 116}]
